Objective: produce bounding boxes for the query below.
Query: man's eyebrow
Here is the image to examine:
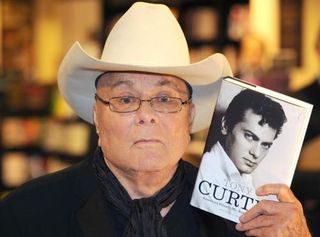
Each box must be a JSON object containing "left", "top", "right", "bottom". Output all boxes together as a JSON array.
[
  {"left": 158, "top": 79, "right": 188, "bottom": 95},
  {"left": 109, "top": 80, "right": 134, "bottom": 89},
  {"left": 243, "top": 129, "right": 259, "bottom": 141},
  {"left": 262, "top": 141, "right": 273, "bottom": 147},
  {"left": 96, "top": 75, "right": 135, "bottom": 89},
  {"left": 243, "top": 129, "right": 274, "bottom": 146}
]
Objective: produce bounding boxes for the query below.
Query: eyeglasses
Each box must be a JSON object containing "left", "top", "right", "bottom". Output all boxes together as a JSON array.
[{"left": 95, "top": 93, "right": 191, "bottom": 113}]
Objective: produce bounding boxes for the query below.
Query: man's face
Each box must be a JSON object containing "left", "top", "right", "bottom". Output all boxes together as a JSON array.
[
  {"left": 223, "top": 109, "right": 277, "bottom": 174},
  {"left": 94, "top": 72, "right": 194, "bottom": 174}
]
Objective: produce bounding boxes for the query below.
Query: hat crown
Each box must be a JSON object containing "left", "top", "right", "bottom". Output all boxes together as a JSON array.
[{"left": 101, "top": 2, "right": 190, "bottom": 67}]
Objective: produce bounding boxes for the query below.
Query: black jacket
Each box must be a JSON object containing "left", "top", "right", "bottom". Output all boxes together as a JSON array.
[
  {"left": 290, "top": 78, "right": 320, "bottom": 142},
  {"left": 0, "top": 154, "right": 242, "bottom": 237}
]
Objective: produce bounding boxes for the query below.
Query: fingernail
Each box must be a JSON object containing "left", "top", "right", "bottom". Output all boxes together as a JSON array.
[{"left": 235, "top": 223, "right": 242, "bottom": 230}]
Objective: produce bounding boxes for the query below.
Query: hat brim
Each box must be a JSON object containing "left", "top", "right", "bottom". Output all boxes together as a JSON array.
[{"left": 58, "top": 42, "right": 233, "bottom": 133}]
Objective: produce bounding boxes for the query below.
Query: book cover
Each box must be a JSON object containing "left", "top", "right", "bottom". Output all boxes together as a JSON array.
[{"left": 190, "top": 76, "right": 313, "bottom": 223}]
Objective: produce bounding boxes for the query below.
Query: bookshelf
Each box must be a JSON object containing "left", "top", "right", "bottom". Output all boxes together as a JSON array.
[{"left": 0, "top": 0, "right": 96, "bottom": 193}]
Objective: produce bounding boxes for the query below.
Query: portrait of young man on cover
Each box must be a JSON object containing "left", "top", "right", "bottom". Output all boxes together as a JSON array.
[{"left": 191, "top": 78, "right": 311, "bottom": 222}]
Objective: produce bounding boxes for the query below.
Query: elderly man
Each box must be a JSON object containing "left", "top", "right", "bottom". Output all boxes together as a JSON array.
[{"left": 0, "top": 2, "right": 311, "bottom": 237}]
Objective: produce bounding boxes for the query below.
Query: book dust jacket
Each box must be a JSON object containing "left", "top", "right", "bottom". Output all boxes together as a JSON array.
[{"left": 190, "top": 77, "right": 313, "bottom": 223}]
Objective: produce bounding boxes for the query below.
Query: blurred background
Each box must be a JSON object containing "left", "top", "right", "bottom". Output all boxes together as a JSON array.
[{"left": 0, "top": 0, "right": 319, "bottom": 234}]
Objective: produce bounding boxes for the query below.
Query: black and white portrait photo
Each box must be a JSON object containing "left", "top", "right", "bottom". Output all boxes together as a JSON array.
[{"left": 191, "top": 78, "right": 312, "bottom": 222}]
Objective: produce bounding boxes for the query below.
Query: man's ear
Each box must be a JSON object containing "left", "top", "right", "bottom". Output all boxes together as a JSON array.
[
  {"left": 188, "top": 103, "right": 196, "bottom": 132},
  {"left": 221, "top": 115, "right": 228, "bottom": 135}
]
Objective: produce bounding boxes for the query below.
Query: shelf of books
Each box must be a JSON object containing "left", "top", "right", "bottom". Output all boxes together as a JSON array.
[
  {"left": 0, "top": 0, "right": 96, "bottom": 196},
  {"left": 0, "top": 80, "right": 96, "bottom": 195}
]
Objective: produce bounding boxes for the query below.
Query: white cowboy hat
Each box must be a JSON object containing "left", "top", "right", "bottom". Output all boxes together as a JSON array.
[{"left": 58, "top": 1, "right": 232, "bottom": 133}]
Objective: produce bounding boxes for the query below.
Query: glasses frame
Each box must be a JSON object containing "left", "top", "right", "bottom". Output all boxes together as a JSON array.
[{"left": 95, "top": 93, "right": 191, "bottom": 113}]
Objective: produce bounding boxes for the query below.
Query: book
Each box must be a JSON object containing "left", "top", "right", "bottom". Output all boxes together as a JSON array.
[{"left": 190, "top": 76, "right": 313, "bottom": 223}]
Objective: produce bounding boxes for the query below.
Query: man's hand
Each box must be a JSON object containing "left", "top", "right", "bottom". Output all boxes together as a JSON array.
[{"left": 235, "top": 184, "right": 311, "bottom": 237}]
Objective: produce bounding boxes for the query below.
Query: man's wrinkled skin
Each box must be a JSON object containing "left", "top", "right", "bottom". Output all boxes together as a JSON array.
[{"left": 236, "top": 184, "right": 312, "bottom": 237}]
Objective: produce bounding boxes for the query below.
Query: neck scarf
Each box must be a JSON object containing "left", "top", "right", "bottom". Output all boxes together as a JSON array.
[{"left": 92, "top": 148, "right": 186, "bottom": 237}]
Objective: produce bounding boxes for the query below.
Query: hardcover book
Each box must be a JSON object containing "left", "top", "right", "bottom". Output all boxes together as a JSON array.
[{"left": 190, "top": 76, "right": 313, "bottom": 223}]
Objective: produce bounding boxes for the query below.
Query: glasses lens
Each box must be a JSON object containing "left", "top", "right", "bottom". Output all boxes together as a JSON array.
[
  {"left": 151, "top": 96, "right": 182, "bottom": 113},
  {"left": 109, "top": 97, "right": 140, "bottom": 112}
]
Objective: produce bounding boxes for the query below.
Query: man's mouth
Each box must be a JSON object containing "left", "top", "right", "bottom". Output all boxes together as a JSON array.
[
  {"left": 134, "top": 139, "right": 162, "bottom": 145},
  {"left": 243, "top": 158, "right": 256, "bottom": 167}
]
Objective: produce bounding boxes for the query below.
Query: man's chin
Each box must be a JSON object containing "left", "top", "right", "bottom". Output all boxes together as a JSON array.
[
  {"left": 241, "top": 167, "right": 255, "bottom": 175},
  {"left": 129, "top": 156, "right": 178, "bottom": 173}
]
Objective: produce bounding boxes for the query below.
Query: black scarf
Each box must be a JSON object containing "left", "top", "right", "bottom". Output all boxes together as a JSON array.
[{"left": 92, "top": 147, "right": 186, "bottom": 237}]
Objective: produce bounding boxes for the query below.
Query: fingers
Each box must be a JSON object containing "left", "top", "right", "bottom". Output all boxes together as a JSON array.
[
  {"left": 235, "top": 184, "right": 311, "bottom": 237},
  {"left": 255, "top": 184, "right": 299, "bottom": 203},
  {"left": 237, "top": 199, "right": 293, "bottom": 226},
  {"left": 238, "top": 184, "right": 301, "bottom": 225},
  {"left": 236, "top": 199, "right": 305, "bottom": 236},
  {"left": 255, "top": 183, "right": 303, "bottom": 215},
  {"left": 236, "top": 212, "right": 272, "bottom": 230}
]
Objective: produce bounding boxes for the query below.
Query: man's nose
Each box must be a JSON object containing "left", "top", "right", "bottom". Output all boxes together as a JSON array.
[
  {"left": 249, "top": 142, "right": 261, "bottom": 159},
  {"left": 135, "top": 100, "right": 157, "bottom": 124}
]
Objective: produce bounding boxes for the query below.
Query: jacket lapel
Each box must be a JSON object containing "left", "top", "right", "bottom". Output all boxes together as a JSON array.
[
  {"left": 76, "top": 187, "right": 117, "bottom": 237},
  {"left": 68, "top": 151, "right": 117, "bottom": 237}
]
